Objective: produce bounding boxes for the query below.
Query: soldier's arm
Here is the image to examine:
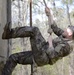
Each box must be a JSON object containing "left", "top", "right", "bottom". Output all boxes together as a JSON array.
[
  {"left": 46, "top": 40, "right": 73, "bottom": 65},
  {"left": 45, "top": 7, "right": 64, "bottom": 36},
  {"left": 51, "top": 22, "right": 64, "bottom": 36}
]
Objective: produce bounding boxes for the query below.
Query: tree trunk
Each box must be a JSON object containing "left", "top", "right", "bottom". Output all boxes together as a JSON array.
[
  {"left": 66, "top": 4, "right": 72, "bottom": 25},
  {"left": 0, "top": 0, "right": 11, "bottom": 74}
]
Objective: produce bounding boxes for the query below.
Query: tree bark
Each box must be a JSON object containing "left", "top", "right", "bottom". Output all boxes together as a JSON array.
[{"left": 66, "top": 4, "right": 72, "bottom": 25}]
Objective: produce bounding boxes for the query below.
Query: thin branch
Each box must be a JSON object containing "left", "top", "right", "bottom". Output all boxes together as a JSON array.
[{"left": 33, "top": 3, "right": 40, "bottom": 8}]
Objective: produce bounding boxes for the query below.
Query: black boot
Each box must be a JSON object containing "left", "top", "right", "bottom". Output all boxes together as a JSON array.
[{"left": 2, "top": 22, "right": 11, "bottom": 39}]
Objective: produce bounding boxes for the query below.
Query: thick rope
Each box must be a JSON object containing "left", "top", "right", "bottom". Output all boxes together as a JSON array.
[
  {"left": 43, "top": 0, "right": 53, "bottom": 35},
  {"left": 43, "top": 0, "right": 54, "bottom": 51},
  {"left": 43, "top": 0, "right": 47, "bottom": 7}
]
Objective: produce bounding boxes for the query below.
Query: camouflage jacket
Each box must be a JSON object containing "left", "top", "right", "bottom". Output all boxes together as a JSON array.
[
  {"left": 32, "top": 24, "right": 73, "bottom": 66},
  {"left": 46, "top": 23, "right": 73, "bottom": 65}
]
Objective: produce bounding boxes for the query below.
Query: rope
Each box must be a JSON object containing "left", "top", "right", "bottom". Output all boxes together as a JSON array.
[
  {"left": 43, "top": 0, "right": 52, "bottom": 35},
  {"left": 43, "top": 0, "right": 47, "bottom": 7}
]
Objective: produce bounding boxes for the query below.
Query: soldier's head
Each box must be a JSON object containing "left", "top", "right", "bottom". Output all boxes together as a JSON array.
[{"left": 63, "top": 26, "right": 74, "bottom": 40}]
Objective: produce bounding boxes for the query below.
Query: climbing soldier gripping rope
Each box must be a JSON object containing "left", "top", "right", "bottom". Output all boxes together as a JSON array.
[{"left": 1, "top": 6, "right": 74, "bottom": 75}]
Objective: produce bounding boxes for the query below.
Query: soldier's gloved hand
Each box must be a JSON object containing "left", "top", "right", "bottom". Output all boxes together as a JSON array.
[{"left": 45, "top": 7, "right": 50, "bottom": 16}]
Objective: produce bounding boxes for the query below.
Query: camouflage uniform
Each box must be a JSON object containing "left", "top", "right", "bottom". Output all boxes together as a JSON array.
[{"left": 1, "top": 23, "right": 73, "bottom": 75}]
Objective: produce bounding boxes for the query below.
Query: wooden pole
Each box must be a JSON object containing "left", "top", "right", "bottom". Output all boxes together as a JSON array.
[
  {"left": 30, "top": 0, "right": 33, "bottom": 75},
  {"left": 30, "top": 0, "right": 32, "bottom": 27},
  {"left": 7, "top": 0, "right": 12, "bottom": 58}
]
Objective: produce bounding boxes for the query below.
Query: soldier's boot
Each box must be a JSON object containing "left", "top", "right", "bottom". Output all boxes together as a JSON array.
[
  {"left": 2, "top": 25, "right": 40, "bottom": 39},
  {"left": 1, "top": 51, "right": 33, "bottom": 75},
  {"left": 2, "top": 22, "right": 11, "bottom": 39},
  {"left": 1, "top": 55, "right": 17, "bottom": 75}
]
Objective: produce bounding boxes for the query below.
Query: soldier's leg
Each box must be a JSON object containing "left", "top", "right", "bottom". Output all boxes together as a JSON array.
[
  {"left": 30, "top": 28, "right": 49, "bottom": 66},
  {"left": 2, "top": 23, "right": 35, "bottom": 39},
  {"left": 1, "top": 51, "right": 33, "bottom": 75}
]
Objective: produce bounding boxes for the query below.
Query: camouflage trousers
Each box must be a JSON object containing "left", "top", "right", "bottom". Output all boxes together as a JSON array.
[{"left": 2, "top": 26, "right": 50, "bottom": 75}]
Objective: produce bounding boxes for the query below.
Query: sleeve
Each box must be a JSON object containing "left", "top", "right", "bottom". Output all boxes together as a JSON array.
[
  {"left": 55, "top": 42, "right": 72, "bottom": 57},
  {"left": 48, "top": 42, "right": 73, "bottom": 65},
  {"left": 51, "top": 22, "right": 64, "bottom": 36}
]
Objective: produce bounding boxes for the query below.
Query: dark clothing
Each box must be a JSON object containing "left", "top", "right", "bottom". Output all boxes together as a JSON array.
[
  {"left": 51, "top": 23, "right": 64, "bottom": 36},
  {"left": 2, "top": 51, "right": 33, "bottom": 75},
  {"left": 1, "top": 24, "right": 73, "bottom": 75}
]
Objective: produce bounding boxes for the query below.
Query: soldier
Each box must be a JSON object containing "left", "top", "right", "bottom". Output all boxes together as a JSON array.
[{"left": 1, "top": 7, "right": 74, "bottom": 75}]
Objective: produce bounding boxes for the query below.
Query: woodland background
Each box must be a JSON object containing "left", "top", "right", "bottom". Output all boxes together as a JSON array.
[{"left": 9, "top": 0, "right": 74, "bottom": 75}]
